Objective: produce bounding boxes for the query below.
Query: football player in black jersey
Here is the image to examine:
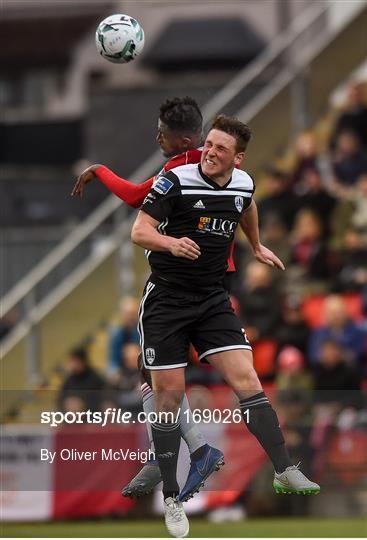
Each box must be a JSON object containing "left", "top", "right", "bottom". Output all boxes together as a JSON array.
[{"left": 132, "top": 114, "right": 320, "bottom": 538}]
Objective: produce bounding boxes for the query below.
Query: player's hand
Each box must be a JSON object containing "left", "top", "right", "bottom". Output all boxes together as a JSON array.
[
  {"left": 254, "top": 244, "right": 285, "bottom": 270},
  {"left": 169, "top": 237, "right": 201, "bottom": 260},
  {"left": 71, "top": 164, "right": 101, "bottom": 198}
]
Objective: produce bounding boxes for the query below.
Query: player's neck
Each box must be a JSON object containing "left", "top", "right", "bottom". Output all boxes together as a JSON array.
[
  {"left": 199, "top": 164, "right": 234, "bottom": 187},
  {"left": 213, "top": 176, "right": 231, "bottom": 187},
  {"left": 210, "top": 169, "right": 234, "bottom": 187}
]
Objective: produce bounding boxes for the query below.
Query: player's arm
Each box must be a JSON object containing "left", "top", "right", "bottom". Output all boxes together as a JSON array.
[
  {"left": 240, "top": 200, "right": 285, "bottom": 270},
  {"left": 71, "top": 164, "right": 153, "bottom": 208},
  {"left": 131, "top": 211, "right": 200, "bottom": 260}
]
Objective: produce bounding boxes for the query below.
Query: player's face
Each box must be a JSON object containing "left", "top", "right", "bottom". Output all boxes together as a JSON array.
[
  {"left": 156, "top": 120, "right": 186, "bottom": 158},
  {"left": 201, "top": 129, "right": 244, "bottom": 181}
]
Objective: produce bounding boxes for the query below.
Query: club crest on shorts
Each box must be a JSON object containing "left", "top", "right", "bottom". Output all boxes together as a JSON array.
[
  {"left": 145, "top": 348, "right": 155, "bottom": 364},
  {"left": 235, "top": 196, "right": 244, "bottom": 212}
]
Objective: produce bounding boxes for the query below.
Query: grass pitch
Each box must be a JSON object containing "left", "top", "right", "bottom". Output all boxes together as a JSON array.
[{"left": 1, "top": 517, "right": 366, "bottom": 537}]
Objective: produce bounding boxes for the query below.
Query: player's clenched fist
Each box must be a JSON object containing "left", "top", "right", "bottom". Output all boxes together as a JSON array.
[{"left": 169, "top": 237, "right": 201, "bottom": 260}]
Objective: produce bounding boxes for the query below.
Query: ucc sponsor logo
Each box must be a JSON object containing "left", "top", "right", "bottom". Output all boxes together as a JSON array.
[{"left": 197, "top": 216, "right": 237, "bottom": 237}]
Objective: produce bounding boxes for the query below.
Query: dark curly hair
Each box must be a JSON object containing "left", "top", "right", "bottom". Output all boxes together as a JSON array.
[
  {"left": 159, "top": 96, "right": 203, "bottom": 134},
  {"left": 210, "top": 114, "right": 252, "bottom": 152}
]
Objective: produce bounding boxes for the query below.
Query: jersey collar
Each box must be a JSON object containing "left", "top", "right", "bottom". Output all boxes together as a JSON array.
[{"left": 198, "top": 164, "right": 233, "bottom": 190}]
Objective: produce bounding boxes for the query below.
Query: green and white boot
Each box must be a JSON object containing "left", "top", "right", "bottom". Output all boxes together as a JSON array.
[{"left": 274, "top": 463, "right": 320, "bottom": 495}]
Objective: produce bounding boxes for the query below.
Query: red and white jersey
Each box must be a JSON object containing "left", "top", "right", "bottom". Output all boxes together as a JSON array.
[
  {"left": 159, "top": 148, "right": 203, "bottom": 174},
  {"left": 157, "top": 147, "right": 237, "bottom": 273},
  {"left": 95, "top": 147, "right": 238, "bottom": 272}
]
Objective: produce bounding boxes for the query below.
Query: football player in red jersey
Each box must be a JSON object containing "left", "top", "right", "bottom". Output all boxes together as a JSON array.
[
  {"left": 72, "top": 97, "right": 251, "bottom": 274},
  {"left": 71, "top": 97, "right": 282, "bottom": 500},
  {"left": 71, "top": 97, "right": 203, "bottom": 205}
]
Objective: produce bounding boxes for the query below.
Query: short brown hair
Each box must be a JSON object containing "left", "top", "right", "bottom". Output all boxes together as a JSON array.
[{"left": 210, "top": 114, "right": 252, "bottom": 152}]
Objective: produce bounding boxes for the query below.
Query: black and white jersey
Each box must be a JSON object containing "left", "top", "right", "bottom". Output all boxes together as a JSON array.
[{"left": 141, "top": 163, "right": 255, "bottom": 290}]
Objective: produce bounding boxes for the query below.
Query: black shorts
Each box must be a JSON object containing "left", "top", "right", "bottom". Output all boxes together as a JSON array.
[{"left": 138, "top": 278, "right": 252, "bottom": 370}]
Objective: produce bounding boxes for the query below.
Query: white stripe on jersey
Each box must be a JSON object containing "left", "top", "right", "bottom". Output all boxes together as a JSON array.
[
  {"left": 158, "top": 217, "right": 169, "bottom": 234},
  {"left": 176, "top": 170, "right": 215, "bottom": 188},
  {"left": 169, "top": 163, "right": 254, "bottom": 192},
  {"left": 145, "top": 218, "right": 168, "bottom": 260},
  {"left": 230, "top": 168, "right": 255, "bottom": 190},
  {"left": 181, "top": 189, "right": 252, "bottom": 197},
  {"left": 138, "top": 281, "right": 155, "bottom": 368}
]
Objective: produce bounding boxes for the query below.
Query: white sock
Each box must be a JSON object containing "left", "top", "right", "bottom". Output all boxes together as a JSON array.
[
  {"left": 141, "top": 383, "right": 206, "bottom": 455},
  {"left": 179, "top": 394, "right": 206, "bottom": 453},
  {"left": 141, "top": 382, "right": 155, "bottom": 451}
]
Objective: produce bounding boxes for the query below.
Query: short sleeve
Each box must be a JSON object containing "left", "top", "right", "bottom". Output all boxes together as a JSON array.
[
  {"left": 249, "top": 173, "right": 256, "bottom": 196},
  {"left": 140, "top": 170, "right": 180, "bottom": 222}
]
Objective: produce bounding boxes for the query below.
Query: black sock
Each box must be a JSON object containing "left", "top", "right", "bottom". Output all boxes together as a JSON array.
[
  {"left": 240, "top": 392, "right": 291, "bottom": 473},
  {"left": 151, "top": 420, "right": 181, "bottom": 498}
]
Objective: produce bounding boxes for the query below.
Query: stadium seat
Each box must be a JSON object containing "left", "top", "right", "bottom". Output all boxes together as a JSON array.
[
  {"left": 301, "top": 295, "right": 325, "bottom": 328},
  {"left": 343, "top": 293, "right": 364, "bottom": 322},
  {"left": 252, "top": 339, "right": 277, "bottom": 379},
  {"left": 301, "top": 293, "right": 364, "bottom": 328},
  {"left": 326, "top": 431, "right": 367, "bottom": 485}
]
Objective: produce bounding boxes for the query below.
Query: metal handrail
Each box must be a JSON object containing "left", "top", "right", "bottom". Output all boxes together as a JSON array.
[
  {"left": 200, "top": 0, "right": 331, "bottom": 124},
  {"left": 1, "top": 222, "right": 129, "bottom": 357},
  {"left": 1, "top": 151, "right": 163, "bottom": 314},
  {"left": 0, "top": 0, "right": 334, "bottom": 316}
]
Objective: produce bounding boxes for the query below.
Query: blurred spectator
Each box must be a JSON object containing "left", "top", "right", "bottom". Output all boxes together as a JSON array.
[
  {"left": 257, "top": 168, "right": 297, "bottom": 230},
  {"left": 331, "top": 81, "right": 367, "bottom": 150},
  {"left": 275, "top": 390, "right": 314, "bottom": 516},
  {"left": 276, "top": 295, "right": 311, "bottom": 354},
  {"left": 290, "top": 131, "right": 331, "bottom": 193},
  {"left": 239, "top": 261, "right": 281, "bottom": 341},
  {"left": 59, "top": 347, "right": 106, "bottom": 412},
  {"left": 276, "top": 346, "right": 314, "bottom": 395},
  {"left": 313, "top": 339, "right": 362, "bottom": 409},
  {"left": 61, "top": 395, "right": 88, "bottom": 414},
  {"left": 308, "top": 295, "right": 365, "bottom": 367},
  {"left": 333, "top": 227, "right": 367, "bottom": 293},
  {"left": 349, "top": 172, "right": 367, "bottom": 235},
  {"left": 119, "top": 343, "right": 140, "bottom": 390},
  {"left": 0, "top": 308, "right": 19, "bottom": 341},
  {"left": 296, "top": 167, "right": 336, "bottom": 234},
  {"left": 260, "top": 215, "right": 292, "bottom": 269},
  {"left": 117, "top": 342, "right": 143, "bottom": 416},
  {"left": 363, "top": 285, "right": 367, "bottom": 316},
  {"left": 289, "top": 209, "right": 330, "bottom": 281},
  {"left": 278, "top": 392, "right": 314, "bottom": 473},
  {"left": 108, "top": 297, "right": 140, "bottom": 378},
  {"left": 332, "top": 130, "right": 367, "bottom": 191},
  {"left": 330, "top": 172, "right": 367, "bottom": 248}
]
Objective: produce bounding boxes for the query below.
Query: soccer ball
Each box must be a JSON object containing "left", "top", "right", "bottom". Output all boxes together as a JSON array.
[{"left": 95, "top": 14, "right": 145, "bottom": 64}]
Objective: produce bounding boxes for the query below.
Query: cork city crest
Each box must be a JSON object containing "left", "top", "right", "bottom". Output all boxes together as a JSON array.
[{"left": 235, "top": 196, "right": 243, "bottom": 212}]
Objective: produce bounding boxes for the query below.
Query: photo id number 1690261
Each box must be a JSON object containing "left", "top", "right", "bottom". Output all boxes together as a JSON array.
[{"left": 183, "top": 408, "right": 249, "bottom": 424}]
